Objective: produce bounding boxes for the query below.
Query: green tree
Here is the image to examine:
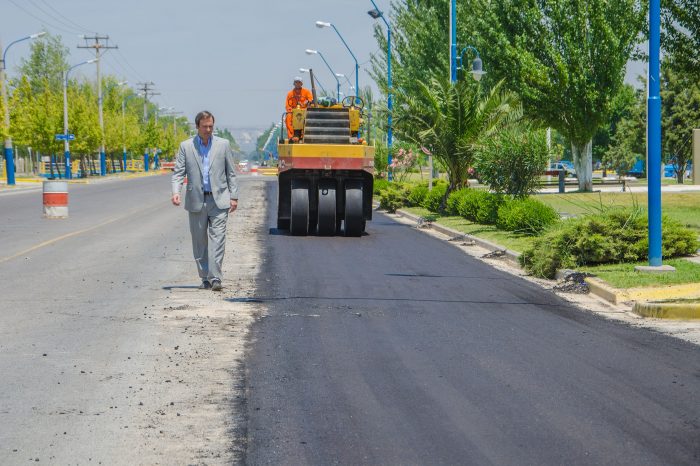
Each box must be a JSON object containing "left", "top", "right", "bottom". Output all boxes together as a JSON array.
[
  {"left": 592, "top": 84, "right": 640, "bottom": 163},
  {"left": 18, "top": 32, "right": 69, "bottom": 94},
  {"left": 662, "top": 0, "right": 700, "bottom": 80},
  {"left": 67, "top": 81, "right": 100, "bottom": 157},
  {"left": 396, "top": 76, "right": 520, "bottom": 192},
  {"left": 215, "top": 127, "right": 240, "bottom": 153},
  {"left": 475, "top": 125, "right": 549, "bottom": 198},
  {"left": 478, "top": 0, "right": 646, "bottom": 191},
  {"left": 661, "top": 65, "right": 700, "bottom": 183},
  {"left": 603, "top": 117, "right": 643, "bottom": 177}
]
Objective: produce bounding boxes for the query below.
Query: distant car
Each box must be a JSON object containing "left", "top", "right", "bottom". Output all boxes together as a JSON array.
[
  {"left": 547, "top": 162, "right": 576, "bottom": 177},
  {"left": 664, "top": 162, "right": 692, "bottom": 178}
]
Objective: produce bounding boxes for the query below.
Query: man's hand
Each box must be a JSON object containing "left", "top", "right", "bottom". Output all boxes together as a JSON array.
[
  {"left": 229, "top": 199, "right": 238, "bottom": 213},
  {"left": 172, "top": 193, "right": 181, "bottom": 206}
]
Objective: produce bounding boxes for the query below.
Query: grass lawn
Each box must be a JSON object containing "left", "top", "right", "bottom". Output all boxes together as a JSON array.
[
  {"left": 579, "top": 258, "right": 700, "bottom": 289},
  {"left": 403, "top": 207, "right": 536, "bottom": 253},
  {"left": 535, "top": 191, "right": 700, "bottom": 236}
]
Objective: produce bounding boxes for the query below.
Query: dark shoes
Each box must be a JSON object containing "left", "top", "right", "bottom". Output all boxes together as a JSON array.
[
  {"left": 211, "top": 279, "right": 223, "bottom": 292},
  {"left": 199, "top": 280, "right": 212, "bottom": 290}
]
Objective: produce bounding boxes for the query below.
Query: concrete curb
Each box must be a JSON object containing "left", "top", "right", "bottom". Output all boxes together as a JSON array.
[
  {"left": 393, "top": 208, "right": 521, "bottom": 267},
  {"left": 632, "top": 301, "right": 700, "bottom": 320}
]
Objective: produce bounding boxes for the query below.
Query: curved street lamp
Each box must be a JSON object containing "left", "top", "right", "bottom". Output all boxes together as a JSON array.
[
  {"left": 1, "top": 31, "right": 47, "bottom": 185},
  {"left": 457, "top": 46, "right": 487, "bottom": 81},
  {"left": 62, "top": 58, "right": 98, "bottom": 179},
  {"left": 368, "top": 1, "right": 393, "bottom": 179},
  {"left": 315, "top": 21, "right": 359, "bottom": 96},
  {"left": 335, "top": 73, "right": 355, "bottom": 96},
  {"left": 305, "top": 49, "right": 341, "bottom": 101},
  {"left": 299, "top": 68, "right": 329, "bottom": 96}
]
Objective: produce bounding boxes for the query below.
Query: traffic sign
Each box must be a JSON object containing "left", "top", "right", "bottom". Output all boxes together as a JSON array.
[{"left": 55, "top": 134, "right": 75, "bottom": 141}]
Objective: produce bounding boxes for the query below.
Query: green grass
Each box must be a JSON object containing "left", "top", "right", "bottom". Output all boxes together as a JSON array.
[
  {"left": 535, "top": 191, "right": 700, "bottom": 236},
  {"left": 579, "top": 259, "right": 700, "bottom": 289},
  {"left": 404, "top": 207, "right": 536, "bottom": 253}
]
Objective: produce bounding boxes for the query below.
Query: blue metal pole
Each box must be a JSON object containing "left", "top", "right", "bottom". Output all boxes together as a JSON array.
[
  {"left": 387, "top": 26, "right": 393, "bottom": 180},
  {"left": 144, "top": 149, "right": 149, "bottom": 172},
  {"left": 450, "top": 0, "right": 457, "bottom": 83},
  {"left": 330, "top": 24, "right": 360, "bottom": 95},
  {"left": 315, "top": 51, "right": 341, "bottom": 101},
  {"left": 369, "top": 0, "right": 393, "bottom": 180},
  {"left": 123, "top": 148, "right": 127, "bottom": 173},
  {"left": 647, "top": 0, "right": 662, "bottom": 266}
]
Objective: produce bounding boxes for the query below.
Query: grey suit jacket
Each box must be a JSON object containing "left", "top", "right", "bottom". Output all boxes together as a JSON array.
[{"left": 172, "top": 136, "right": 239, "bottom": 212}]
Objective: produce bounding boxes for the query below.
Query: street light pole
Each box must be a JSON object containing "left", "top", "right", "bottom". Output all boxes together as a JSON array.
[
  {"left": 368, "top": 1, "right": 393, "bottom": 180},
  {"left": 62, "top": 59, "right": 97, "bottom": 179},
  {"left": 315, "top": 21, "right": 359, "bottom": 95},
  {"left": 641, "top": 0, "right": 668, "bottom": 271},
  {"left": 305, "top": 49, "right": 341, "bottom": 101},
  {"left": 450, "top": 0, "right": 457, "bottom": 82},
  {"left": 1, "top": 31, "right": 46, "bottom": 185}
]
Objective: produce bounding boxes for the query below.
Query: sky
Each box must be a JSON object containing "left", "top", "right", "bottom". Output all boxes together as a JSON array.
[
  {"left": 2, "top": 0, "right": 386, "bottom": 147},
  {"left": 2, "top": 0, "right": 647, "bottom": 147}
]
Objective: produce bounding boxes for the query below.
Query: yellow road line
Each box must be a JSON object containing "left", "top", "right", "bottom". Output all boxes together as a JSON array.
[{"left": 0, "top": 203, "right": 162, "bottom": 264}]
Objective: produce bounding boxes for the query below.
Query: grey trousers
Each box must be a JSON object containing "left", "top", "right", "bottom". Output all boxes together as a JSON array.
[{"left": 188, "top": 196, "right": 229, "bottom": 282}]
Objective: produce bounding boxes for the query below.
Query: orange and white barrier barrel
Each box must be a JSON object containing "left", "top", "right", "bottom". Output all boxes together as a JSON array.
[{"left": 43, "top": 180, "right": 69, "bottom": 218}]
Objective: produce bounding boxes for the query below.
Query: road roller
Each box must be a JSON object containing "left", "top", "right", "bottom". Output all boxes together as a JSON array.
[{"left": 277, "top": 92, "right": 374, "bottom": 237}]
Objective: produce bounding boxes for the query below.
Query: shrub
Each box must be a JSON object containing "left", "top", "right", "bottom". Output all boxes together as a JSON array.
[
  {"left": 475, "top": 126, "right": 549, "bottom": 198},
  {"left": 457, "top": 189, "right": 489, "bottom": 221},
  {"left": 379, "top": 189, "right": 404, "bottom": 213},
  {"left": 446, "top": 188, "right": 469, "bottom": 216},
  {"left": 476, "top": 193, "right": 506, "bottom": 225},
  {"left": 520, "top": 208, "right": 700, "bottom": 278},
  {"left": 496, "top": 197, "right": 560, "bottom": 235},
  {"left": 373, "top": 178, "right": 390, "bottom": 195},
  {"left": 407, "top": 184, "right": 429, "bottom": 207},
  {"left": 422, "top": 183, "right": 449, "bottom": 212}
]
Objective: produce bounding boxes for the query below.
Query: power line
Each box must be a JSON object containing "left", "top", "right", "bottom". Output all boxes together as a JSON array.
[
  {"left": 7, "top": 0, "right": 80, "bottom": 35},
  {"left": 36, "top": 0, "right": 93, "bottom": 34},
  {"left": 114, "top": 49, "right": 146, "bottom": 82},
  {"left": 26, "top": 0, "right": 86, "bottom": 34}
]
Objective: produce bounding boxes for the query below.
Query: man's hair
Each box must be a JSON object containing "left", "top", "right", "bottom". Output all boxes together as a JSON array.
[{"left": 195, "top": 110, "right": 215, "bottom": 127}]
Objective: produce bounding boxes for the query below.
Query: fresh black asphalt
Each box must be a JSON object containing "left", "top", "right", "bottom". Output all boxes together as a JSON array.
[{"left": 243, "top": 180, "right": 700, "bottom": 465}]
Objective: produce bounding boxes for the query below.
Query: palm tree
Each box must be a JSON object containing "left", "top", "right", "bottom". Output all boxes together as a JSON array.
[{"left": 395, "top": 75, "right": 521, "bottom": 192}]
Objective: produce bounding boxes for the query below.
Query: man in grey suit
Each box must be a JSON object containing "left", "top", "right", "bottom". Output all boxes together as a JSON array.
[{"left": 171, "top": 110, "right": 239, "bottom": 291}]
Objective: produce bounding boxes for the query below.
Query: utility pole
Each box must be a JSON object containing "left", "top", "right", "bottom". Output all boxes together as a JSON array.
[
  {"left": 136, "top": 82, "right": 159, "bottom": 171},
  {"left": 78, "top": 34, "right": 117, "bottom": 177},
  {"left": 136, "top": 81, "right": 159, "bottom": 121},
  {"left": 136, "top": 81, "right": 160, "bottom": 171}
]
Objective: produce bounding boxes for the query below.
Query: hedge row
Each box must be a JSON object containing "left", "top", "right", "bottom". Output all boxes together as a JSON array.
[
  {"left": 378, "top": 182, "right": 558, "bottom": 235},
  {"left": 375, "top": 179, "right": 699, "bottom": 279}
]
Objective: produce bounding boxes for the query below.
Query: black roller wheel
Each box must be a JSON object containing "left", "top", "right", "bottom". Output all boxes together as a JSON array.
[
  {"left": 317, "top": 179, "right": 337, "bottom": 236},
  {"left": 277, "top": 218, "right": 290, "bottom": 230},
  {"left": 344, "top": 179, "right": 364, "bottom": 237},
  {"left": 290, "top": 179, "right": 309, "bottom": 236}
]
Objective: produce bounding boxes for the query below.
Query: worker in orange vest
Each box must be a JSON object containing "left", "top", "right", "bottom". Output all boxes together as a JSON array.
[{"left": 285, "top": 77, "right": 314, "bottom": 142}]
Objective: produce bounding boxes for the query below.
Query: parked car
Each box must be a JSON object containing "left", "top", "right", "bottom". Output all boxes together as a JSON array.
[
  {"left": 664, "top": 162, "right": 692, "bottom": 178},
  {"left": 547, "top": 162, "right": 576, "bottom": 177}
]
